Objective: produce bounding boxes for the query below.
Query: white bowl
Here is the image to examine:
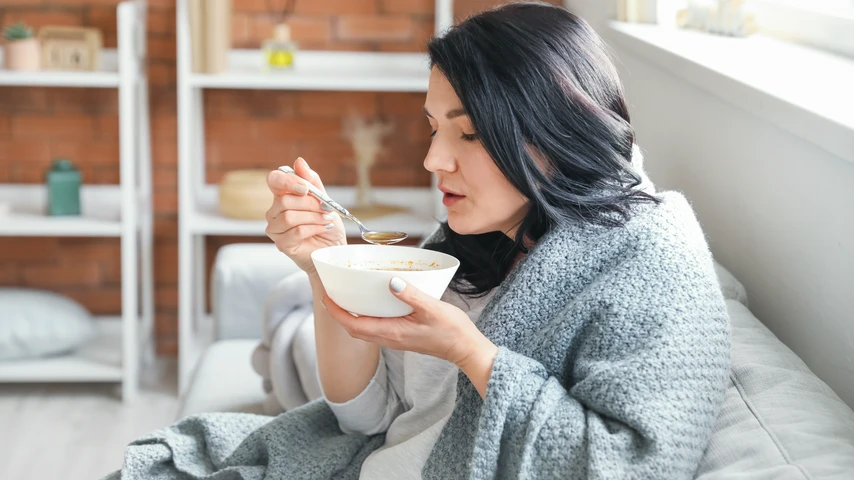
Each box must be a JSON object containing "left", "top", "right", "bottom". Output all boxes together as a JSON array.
[{"left": 311, "top": 244, "right": 460, "bottom": 317}]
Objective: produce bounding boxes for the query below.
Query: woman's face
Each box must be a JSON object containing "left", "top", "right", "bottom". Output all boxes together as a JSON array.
[{"left": 423, "top": 67, "right": 529, "bottom": 237}]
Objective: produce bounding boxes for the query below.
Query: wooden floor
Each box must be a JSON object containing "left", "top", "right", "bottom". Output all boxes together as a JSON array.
[{"left": 0, "top": 358, "right": 180, "bottom": 480}]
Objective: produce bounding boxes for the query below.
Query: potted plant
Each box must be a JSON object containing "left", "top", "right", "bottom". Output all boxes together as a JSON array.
[{"left": 3, "top": 21, "right": 40, "bottom": 71}]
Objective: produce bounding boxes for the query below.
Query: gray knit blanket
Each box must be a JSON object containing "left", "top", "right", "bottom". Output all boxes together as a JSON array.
[{"left": 103, "top": 191, "right": 730, "bottom": 480}]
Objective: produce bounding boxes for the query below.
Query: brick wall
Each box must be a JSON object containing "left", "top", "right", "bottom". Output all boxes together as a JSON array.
[{"left": 0, "top": 0, "right": 560, "bottom": 356}]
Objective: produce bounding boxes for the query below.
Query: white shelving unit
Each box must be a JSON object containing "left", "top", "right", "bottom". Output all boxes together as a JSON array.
[
  {"left": 189, "top": 49, "right": 433, "bottom": 91},
  {"left": 0, "top": 185, "right": 124, "bottom": 236},
  {"left": 0, "top": 317, "right": 144, "bottom": 382},
  {"left": 190, "top": 184, "right": 438, "bottom": 236},
  {"left": 175, "top": 0, "right": 455, "bottom": 392},
  {"left": 0, "top": 50, "right": 120, "bottom": 87},
  {"left": 0, "top": 1, "right": 154, "bottom": 401}
]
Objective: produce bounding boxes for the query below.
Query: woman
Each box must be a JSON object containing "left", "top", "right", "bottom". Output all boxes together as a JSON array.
[
  {"left": 263, "top": 2, "right": 730, "bottom": 479},
  {"left": 106, "top": 3, "right": 729, "bottom": 480}
]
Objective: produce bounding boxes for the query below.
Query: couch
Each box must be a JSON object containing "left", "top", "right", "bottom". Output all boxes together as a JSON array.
[{"left": 177, "top": 243, "right": 854, "bottom": 479}]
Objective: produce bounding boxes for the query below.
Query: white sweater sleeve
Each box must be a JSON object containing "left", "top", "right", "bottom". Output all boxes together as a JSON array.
[{"left": 323, "top": 347, "right": 406, "bottom": 435}]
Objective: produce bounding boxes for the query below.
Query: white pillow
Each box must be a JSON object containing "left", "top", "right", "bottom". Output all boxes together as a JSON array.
[{"left": 0, "top": 288, "right": 96, "bottom": 360}]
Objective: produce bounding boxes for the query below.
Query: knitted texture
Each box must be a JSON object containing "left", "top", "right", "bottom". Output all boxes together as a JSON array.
[
  {"left": 103, "top": 191, "right": 730, "bottom": 480},
  {"left": 102, "top": 402, "right": 384, "bottom": 480},
  {"left": 422, "top": 191, "right": 730, "bottom": 479}
]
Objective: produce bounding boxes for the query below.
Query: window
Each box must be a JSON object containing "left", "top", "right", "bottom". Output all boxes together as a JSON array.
[
  {"left": 757, "top": 0, "right": 852, "bottom": 17},
  {"left": 750, "top": 0, "right": 854, "bottom": 57},
  {"left": 655, "top": 0, "right": 854, "bottom": 58}
]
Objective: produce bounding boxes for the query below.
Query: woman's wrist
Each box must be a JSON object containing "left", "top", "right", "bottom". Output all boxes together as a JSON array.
[
  {"left": 456, "top": 331, "right": 499, "bottom": 399},
  {"left": 307, "top": 272, "right": 324, "bottom": 292}
]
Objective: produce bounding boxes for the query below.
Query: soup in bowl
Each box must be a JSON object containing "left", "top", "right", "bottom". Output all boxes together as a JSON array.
[{"left": 311, "top": 244, "right": 460, "bottom": 317}]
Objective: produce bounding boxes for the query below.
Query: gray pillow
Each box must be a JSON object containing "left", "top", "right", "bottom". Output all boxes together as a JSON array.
[{"left": 0, "top": 288, "right": 96, "bottom": 360}]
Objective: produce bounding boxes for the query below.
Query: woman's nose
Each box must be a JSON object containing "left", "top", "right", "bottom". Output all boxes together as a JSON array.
[{"left": 423, "top": 141, "right": 455, "bottom": 174}]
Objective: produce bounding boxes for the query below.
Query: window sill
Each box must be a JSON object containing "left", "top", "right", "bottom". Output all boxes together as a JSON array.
[{"left": 604, "top": 21, "right": 854, "bottom": 165}]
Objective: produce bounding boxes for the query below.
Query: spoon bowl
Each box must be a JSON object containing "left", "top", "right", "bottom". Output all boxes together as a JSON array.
[{"left": 362, "top": 231, "right": 408, "bottom": 245}]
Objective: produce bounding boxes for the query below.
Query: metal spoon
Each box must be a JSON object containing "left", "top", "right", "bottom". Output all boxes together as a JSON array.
[{"left": 278, "top": 166, "right": 408, "bottom": 245}]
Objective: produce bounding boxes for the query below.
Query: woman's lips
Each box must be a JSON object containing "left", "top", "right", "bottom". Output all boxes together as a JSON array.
[{"left": 442, "top": 192, "right": 464, "bottom": 207}]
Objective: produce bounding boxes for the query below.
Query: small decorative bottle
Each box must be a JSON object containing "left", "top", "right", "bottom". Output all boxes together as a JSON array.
[
  {"left": 262, "top": 23, "right": 298, "bottom": 72},
  {"left": 46, "top": 158, "right": 81, "bottom": 216}
]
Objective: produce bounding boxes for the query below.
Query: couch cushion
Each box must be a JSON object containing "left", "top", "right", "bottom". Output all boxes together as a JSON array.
[
  {"left": 713, "top": 261, "right": 748, "bottom": 306},
  {"left": 177, "top": 340, "right": 267, "bottom": 418},
  {"left": 696, "top": 300, "right": 854, "bottom": 479}
]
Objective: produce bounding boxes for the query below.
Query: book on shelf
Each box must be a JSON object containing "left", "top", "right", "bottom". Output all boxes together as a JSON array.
[
  {"left": 189, "top": 0, "right": 231, "bottom": 74},
  {"left": 189, "top": 0, "right": 205, "bottom": 73}
]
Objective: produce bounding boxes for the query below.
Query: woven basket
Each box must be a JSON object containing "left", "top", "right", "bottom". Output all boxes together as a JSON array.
[{"left": 218, "top": 169, "right": 273, "bottom": 220}]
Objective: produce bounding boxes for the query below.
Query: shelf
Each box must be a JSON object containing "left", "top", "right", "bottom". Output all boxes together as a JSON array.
[
  {"left": 0, "top": 49, "right": 120, "bottom": 88},
  {"left": 0, "top": 317, "right": 135, "bottom": 382},
  {"left": 0, "top": 184, "right": 123, "bottom": 237},
  {"left": 188, "top": 50, "right": 431, "bottom": 91},
  {"left": 190, "top": 184, "right": 440, "bottom": 238}
]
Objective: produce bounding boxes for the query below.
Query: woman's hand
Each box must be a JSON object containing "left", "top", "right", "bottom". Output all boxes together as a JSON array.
[
  {"left": 265, "top": 157, "right": 346, "bottom": 275},
  {"left": 321, "top": 277, "right": 499, "bottom": 398}
]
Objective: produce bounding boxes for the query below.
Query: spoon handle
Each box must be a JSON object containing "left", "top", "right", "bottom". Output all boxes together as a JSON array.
[{"left": 277, "top": 166, "right": 355, "bottom": 221}]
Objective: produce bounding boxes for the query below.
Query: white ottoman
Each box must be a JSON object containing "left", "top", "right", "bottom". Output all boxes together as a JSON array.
[{"left": 210, "top": 243, "right": 300, "bottom": 340}]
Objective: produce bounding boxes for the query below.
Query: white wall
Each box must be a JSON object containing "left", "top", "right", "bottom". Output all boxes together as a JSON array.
[{"left": 566, "top": 1, "right": 854, "bottom": 407}]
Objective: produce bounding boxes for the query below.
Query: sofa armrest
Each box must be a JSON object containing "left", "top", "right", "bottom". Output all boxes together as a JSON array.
[
  {"left": 211, "top": 243, "right": 300, "bottom": 340},
  {"left": 177, "top": 339, "right": 267, "bottom": 418}
]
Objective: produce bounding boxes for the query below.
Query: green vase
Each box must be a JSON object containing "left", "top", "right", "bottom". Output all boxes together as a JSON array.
[{"left": 46, "top": 159, "right": 81, "bottom": 216}]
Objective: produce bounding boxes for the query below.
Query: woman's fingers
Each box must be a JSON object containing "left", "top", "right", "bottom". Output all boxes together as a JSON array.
[
  {"left": 268, "top": 222, "right": 336, "bottom": 250},
  {"left": 266, "top": 193, "right": 327, "bottom": 221},
  {"left": 265, "top": 158, "right": 340, "bottom": 254},
  {"left": 293, "top": 157, "right": 326, "bottom": 192},
  {"left": 266, "top": 166, "right": 310, "bottom": 196},
  {"left": 267, "top": 210, "right": 334, "bottom": 234},
  {"left": 267, "top": 157, "right": 325, "bottom": 196},
  {"left": 387, "top": 277, "right": 435, "bottom": 315},
  {"left": 322, "top": 296, "right": 404, "bottom": 345}
]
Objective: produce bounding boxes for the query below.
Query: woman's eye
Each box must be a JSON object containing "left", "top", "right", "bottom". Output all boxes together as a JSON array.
[
  {"left": 429, "top": 130, "right": 437, "bottom": 138},
  {"left": 460, "top": 132, "right": 479, "bottom": 142}
]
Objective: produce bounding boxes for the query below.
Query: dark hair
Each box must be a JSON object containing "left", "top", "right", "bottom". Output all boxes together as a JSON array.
[{"left": 423, "top": 1, "right": 659, "bottom": 296}]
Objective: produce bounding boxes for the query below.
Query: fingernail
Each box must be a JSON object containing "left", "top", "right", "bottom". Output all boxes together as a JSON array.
[
  {"left": 323, "top": 213, "right": 334, "bottom": 221},
  {"left": 321, "top": 203, "right": 333, "bottom": 212},
  {"left": 390, "top": 277, "right": 406, "bottom": 293},
  {"left": 294, "top": 183, "right": 308, "bottom": 195},
  {"left": 298, "top": 157, "right": 311, "bottom": 170},
  {"left": 319, "top": 297, "right": 327, "bottom": 310},
  {"left": 324, "top": 223, "right": 334, "bottom": 229}
]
